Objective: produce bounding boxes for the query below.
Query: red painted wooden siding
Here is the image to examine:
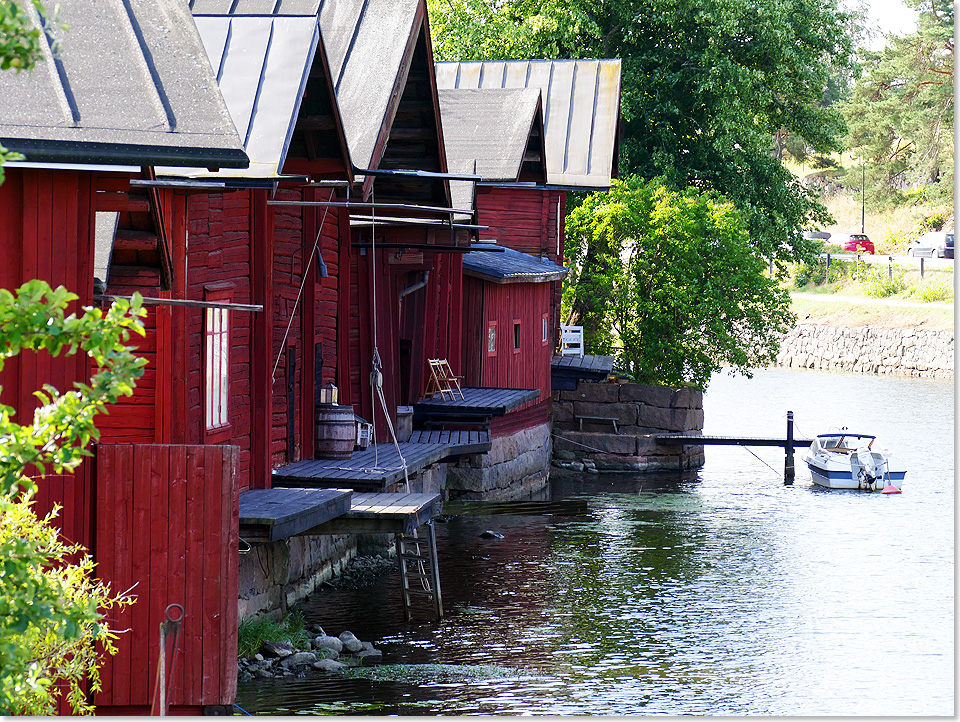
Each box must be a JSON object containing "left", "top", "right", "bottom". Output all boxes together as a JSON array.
[
  {"left": 0, "top": 168, "right": 98, "bottom": 550},
  {"left": 94, "top": 443, "right": 238, "bottom": 711},
  {"left": 462, "top": 277, "right": 554, "bottom": 434},
  {"left": 184, "top": 191, "right": 256, "bottom": 489},
  {"left": 476, "top": 186, "right": 566, "bottom": 346}
]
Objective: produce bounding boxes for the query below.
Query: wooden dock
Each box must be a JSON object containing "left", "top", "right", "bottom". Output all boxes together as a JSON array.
[
  {"left": 301, "top": 492, "right": 442, "bottom": 536},
  {"left": 551, "top": 354, "right": 615, "bottom": 390},
  {"left": 272, "top": 431, "right": 491, "bottom": 491},
  {"left": 238, "top": 487, "right": 352, "bottom": 542},
  {"left": 657, "top": 411, "right": 808, "bottom": 483},
  {"left": 655, "top": 434, "right": 814, "bottom": 447},
  {"left": 414, "top": 386, "right": 539, "bottom": 426},
  {"left": 239, "top": 490, "right": 442, "bottom": 540}
]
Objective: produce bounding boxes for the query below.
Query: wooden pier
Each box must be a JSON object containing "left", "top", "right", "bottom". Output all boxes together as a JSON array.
[
  {"left": 272, "top": 431, "right": 490, "bottom": 491},
  {"left": 656, "top": 411, "right": 809, "bottom": 483}
]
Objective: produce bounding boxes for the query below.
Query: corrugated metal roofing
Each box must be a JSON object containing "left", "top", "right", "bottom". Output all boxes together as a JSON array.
[
  {"left": 462, "top": 244, "right": 568, "bottom": 284},
  {"left": 319, "top": 0, "right": 421, "bottom": 173},
  {"left": 0, "top": 0, "right": 247, "bottom": 168},
  {"left": 435, "top": 59, "right": 621, "bottom": 188},
  {"left": 161, "top": 14, "right": 319, "bottom": 179}
]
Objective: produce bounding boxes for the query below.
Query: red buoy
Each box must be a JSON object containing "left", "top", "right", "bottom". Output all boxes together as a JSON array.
[{"left": 881, "top": 484, "right": 902, "bottom": 494}]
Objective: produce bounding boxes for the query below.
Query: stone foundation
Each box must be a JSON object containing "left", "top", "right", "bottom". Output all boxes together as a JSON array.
[
  {"left": 551, "top": 380, "right": 705, "bottom": 472},
  {"left": 777, "top": 324, "right": 953, "bottom": 379},
  {"left": 446, "top": 422, "right": 552, "bottom": 500}
]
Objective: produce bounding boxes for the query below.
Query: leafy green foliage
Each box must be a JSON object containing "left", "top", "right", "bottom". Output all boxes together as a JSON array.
[
  {"left": 564, "top": 177, "right": 794, "bottom": 389},
  {"left": 428, "top": 0, "right": 853, "bottom": 264},
  {"left": 0, "top": 497, "right": 135, "bottom": 715},
  {"left": 842, "top": 0, "right": 954, "bottom": 207},
  {"left": 0, "top": 281, "right": 148, "bottom": 497},
  {"left": 0, "top": 281, "right": 147, "bottom": 715}
]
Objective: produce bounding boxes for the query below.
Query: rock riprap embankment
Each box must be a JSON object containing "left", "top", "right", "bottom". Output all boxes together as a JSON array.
[{"left": 238, "top": 626, "right": 383, "bottom": 681}]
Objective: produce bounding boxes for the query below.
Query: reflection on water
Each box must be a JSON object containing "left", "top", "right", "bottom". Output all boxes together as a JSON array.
[{"left": 237, "top": 369, "right": 954, "bottom": 716}]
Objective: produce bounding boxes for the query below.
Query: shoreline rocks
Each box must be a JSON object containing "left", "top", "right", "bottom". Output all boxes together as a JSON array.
[{"left": 237, "top": 624, "right": 383, "bottom": 682}]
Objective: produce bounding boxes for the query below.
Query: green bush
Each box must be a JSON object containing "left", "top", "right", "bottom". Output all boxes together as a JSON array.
[
  {"left": 859, "top": 267, "right": 906, "bottom": 298},
  {"left": 908, "top": 282, "right": 953, "bottom": 303}
]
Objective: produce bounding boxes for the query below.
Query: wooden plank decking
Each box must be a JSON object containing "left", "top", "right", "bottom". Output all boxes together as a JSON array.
[
  {"left": 551, "top": 354, "right": 615, "bottom": 390},
  {"left": 271, "top": 431, "right": 491, "bottom": 491},
  {"left": 238, "top": 487, "right": 353, "bottom": 542},
  {"left": 656, "top": 434, "right": 815, "bottom": 447},
  {"left": 407, "top": 428, "right": 492, "bottom": 454},
  {"left": 293, "top": 492, "right": 442, "bottom": 536},
  {"left": 414, "top": 386, "right": 539, "bottom": 426}
]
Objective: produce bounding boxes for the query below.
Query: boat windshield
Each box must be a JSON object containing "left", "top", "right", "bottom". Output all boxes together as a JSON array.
[{"left": 818, "top": 433, "right": 875, "bottom": 450}]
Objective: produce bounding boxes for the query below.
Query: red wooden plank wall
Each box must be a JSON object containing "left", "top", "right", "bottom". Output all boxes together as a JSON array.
[
  {"left": 271, "top": 188, "right": 304, "bottom": 466},
  {"left": 98, "top": 306, "right": 161, "bottom": 444},
  {"left": 0, "top": 168, "right": 97, "bottom": 551},
  {"left": 185, "top": 191, "right": 255, "bottom": 489},
  {"left": 477, "top": 187, "right": 567, "bottom": 346},
  {"left": 94, "top": 443, "right": 238, "bottom": 712}
]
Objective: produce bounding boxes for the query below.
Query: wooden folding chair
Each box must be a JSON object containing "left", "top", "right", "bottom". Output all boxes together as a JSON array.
[{"left": 425, "top": 359, "right": 464, "bottom": 400}]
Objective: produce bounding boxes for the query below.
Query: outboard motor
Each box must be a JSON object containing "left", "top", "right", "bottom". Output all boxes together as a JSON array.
[{"left": 851, "top": 446, "right": 886, "bottom": 490}]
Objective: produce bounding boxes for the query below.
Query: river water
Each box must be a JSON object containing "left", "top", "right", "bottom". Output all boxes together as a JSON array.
[{"left": 236, "top": 368, "right": 954, "bottom": 716}]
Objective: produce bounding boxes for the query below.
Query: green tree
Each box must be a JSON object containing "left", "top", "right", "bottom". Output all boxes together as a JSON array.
[
  {"left": 842, "top": 0, "right": 954, "bottom": 206},
  {"left": 0, "top": 282, "right": 147, "bottom": 715},
  {"left": 564, "top": 177, "right": 794, "bottom": 388},
  {"left": 428, "top": 0, "right": 854, "bottom": 264}
]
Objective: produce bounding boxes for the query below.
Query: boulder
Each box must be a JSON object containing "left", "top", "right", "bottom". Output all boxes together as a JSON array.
[
  {"left": 313, "top": 658, "right": 347, "bottom": 672},
  {"left": 280, "top": 651, "right": 317, "bottom": 668},
  {"left": 259, "top": 641, "right": 296, "bottom": 658},
  {"left": 338, "top": 631, "right": 364, "bottom": 653},
  {"left": 356, "top": 648, "right": 383, "bottom": 666},
  {"left": 312, "top": 635, "right": 343, "bottom": 653}
]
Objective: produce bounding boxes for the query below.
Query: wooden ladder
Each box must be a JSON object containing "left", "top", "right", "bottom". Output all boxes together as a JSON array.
[{"left": 395, "top": 522, "right": 443, "bottom": 621}]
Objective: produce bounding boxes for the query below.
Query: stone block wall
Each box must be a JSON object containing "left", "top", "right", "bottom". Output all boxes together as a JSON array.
[
  {"left": 447, "top": 423, "right": 552, "bottom": 500},
  {"left": 238, "top": 534, "right": 357, "bottom": 621},
  {"left": 551, "top": 381, "right": 705, "bottom": 472},
  {"left": 777, "top": 324, "right": 953, "bottom": 379}
]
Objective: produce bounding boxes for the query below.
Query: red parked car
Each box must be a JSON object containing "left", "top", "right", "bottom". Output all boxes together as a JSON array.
[{"left": 832, "top": 232, "right": 875, "bottom": 254}]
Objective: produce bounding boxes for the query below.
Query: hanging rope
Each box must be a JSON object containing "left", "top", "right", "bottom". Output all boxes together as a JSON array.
[{"left": 272, "top": 199, "right": 333, "bottom": 381}]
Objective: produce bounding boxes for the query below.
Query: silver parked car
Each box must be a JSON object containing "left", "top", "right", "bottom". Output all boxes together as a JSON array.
[{"left": 907, "top": 232, "right": 954, "bottom": 259}]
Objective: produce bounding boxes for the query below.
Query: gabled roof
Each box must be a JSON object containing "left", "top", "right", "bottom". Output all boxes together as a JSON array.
[
  {"left": 439, "top": 87, "right": 546, "bottom": 217},
  {"left": 462, "top": 244, "right": 568, "bottom": 284},
  {"left": 0, "top": 0, "right": 247, "bottom": 169},
  {"left": 435, "top": 59, "right": 621, "bottom": 188},
  {"left": 163, "top": 3, "right": 349, "bottom": 182},
  {"left": 321, "top": 0, "right": 449, "bottom": 206},
  {"left": 439, "top": 88, "right": 545, "bottom": 182}
]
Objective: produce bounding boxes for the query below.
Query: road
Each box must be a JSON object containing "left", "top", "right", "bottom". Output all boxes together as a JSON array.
[{"left": 790, "top": 292, "right": 953, "bottom": 309}]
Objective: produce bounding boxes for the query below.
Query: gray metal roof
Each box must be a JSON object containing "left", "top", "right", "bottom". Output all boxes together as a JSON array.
[
  {"left": 439, "top": 88, "right": 540, "bottom": 182},
  {"left": 435, "top": 60, "right": 621, "bottom": 188},
  {"left": 190, "top": 0, "right": 321, "bottom": 14},
  {"left": 319, "top": 0, "right": 421, "bottom": 173},
  {"left": 0, "top": 0, "right": 247, "bottom": 168},
  {"left": 462, "top": 244, "right": 568, "bottom": 284},
  {"left": 161, "top": 14, "right": 320, "bottom": 179}
]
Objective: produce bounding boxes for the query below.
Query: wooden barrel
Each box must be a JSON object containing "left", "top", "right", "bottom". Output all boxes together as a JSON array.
[{"left": 315, "top": 404, "right": 355, "bottom": 460}]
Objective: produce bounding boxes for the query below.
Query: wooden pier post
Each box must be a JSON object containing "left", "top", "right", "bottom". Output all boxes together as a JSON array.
[{"left": 784, "top": 411, "right": 795, "bottom": 484}]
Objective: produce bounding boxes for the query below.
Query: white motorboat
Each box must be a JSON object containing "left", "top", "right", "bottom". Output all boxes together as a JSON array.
[{"left": 803, "top": 431, "right": 906, "bottom": 492}]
